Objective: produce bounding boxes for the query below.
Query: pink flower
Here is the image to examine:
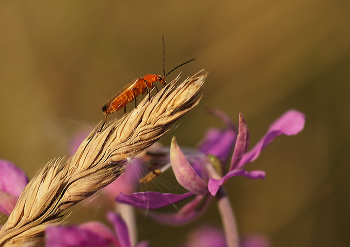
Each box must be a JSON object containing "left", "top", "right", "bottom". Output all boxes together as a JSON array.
[
  {"left": 0, "top": 160, "right": 28, "bottom": 216},
  {"left": 46, "top": 213, "right": 148, "bottom": 247},
  {"left": 116, "top": 110, "right": 305, "bottom": 225}
]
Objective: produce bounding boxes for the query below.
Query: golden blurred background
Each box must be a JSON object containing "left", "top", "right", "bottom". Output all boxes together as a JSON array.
[{"left": 0, "top": 1, "right": 349, "bottom": 246}]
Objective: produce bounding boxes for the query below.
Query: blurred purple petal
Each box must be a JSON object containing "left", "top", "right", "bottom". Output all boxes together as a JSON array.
[
  {"left": 116, "top": 191, "right": 194, "bottom": 209},
  {"left": 69, "top": 132, "right": 88, "bottom": 157},
  {"left": 0, "top": 160, "right": 28, "bottom": 197},
  {"left": 171, "top": 137, "right": 208, "bottom": 195},
  {"left": 198, "top": 109, "right": 237, "bottom": 164},
  {"left": 230, "top": 114, "right": 250, "bottom": 171},
  {"left": 184, "top": 225, "right": 226, "bottom": 247},
  {"left": 267, "top": 110, "right": 306, "bottom": 135},
  {"left": 148, "top": 195, "right": 211, "bottom": 225},
  {"left": 104, "top": 158, "right": 142, "bottom": 199},
  {"left": 190, "top": 160, "right": 208, "bottom": 181},
  {"left": 80, "top": 222, "right": 120, "bottom": 247},
  {"left": 241, "top": 234, "right": 270, "bottom": 247},
  {"left": 241, "top": 171, "right": 266, "bottom": 180},
  {"left": 198, "top": 128, "right": 236, "bottom": 165},
  {"left": 46, "top": 225, "right": 110, "bottom": 247},
  {"left": 0, "top": 191, "right": 18, "bottom": 215},
  {"left": 107, "top": 213, "right": 131, "bottom": 247},
  {"left": 236, "top": 110, "right": 305, "bottom": 169}
]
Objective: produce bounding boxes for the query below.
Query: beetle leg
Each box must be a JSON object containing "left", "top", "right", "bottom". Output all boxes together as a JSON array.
[
  {"left": 144, "top": 79, "right": 151, "bottom": 101},
  {"left": 99, "top": 113, "right": 108, "bottom": 132},
  {"left": 147, "top": 87, "right": 151, "bottom": 101},
  {"left": 132, "top": 88, "right": 137, "bottom": 108},
  {"left": 124, "top": 106, "right": 126, "bottom": 114}
]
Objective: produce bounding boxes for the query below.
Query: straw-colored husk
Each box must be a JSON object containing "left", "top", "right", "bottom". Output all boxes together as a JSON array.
[{"left": 0, "top": 71, "right": 207, "bottom": 247}]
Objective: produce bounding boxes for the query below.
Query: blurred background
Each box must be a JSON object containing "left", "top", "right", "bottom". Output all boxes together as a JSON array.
[{"left": 0, "top": 0, "right": 349, "bottom": 246}]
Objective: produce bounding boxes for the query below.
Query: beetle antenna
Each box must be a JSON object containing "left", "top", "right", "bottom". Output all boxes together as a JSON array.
[
  {"left": 165, "top": 58, "right": 196, "bottom": 78},
  {"left": 162, "top": 36, "right": 166, "bottom": 77}
]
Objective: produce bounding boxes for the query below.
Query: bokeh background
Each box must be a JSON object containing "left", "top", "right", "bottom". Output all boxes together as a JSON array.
[{"left": 0, "top": 1, "right": 349, "bottom": 246}]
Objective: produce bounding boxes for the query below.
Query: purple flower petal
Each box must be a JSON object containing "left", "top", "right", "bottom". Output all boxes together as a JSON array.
[
  {"left": 184, "top": 225, "right": 226, "bottom": 247},
  {"left": 0, "top": 160, "right": 28, "bottom": 197},
  {"left": 107, "top": 213, "right": 131, "bottom": 247},
  {"left": 241, "top": 170, "right": 266, "bottom": 180},
  {"left": 116, "top": 191, "right": 194, "bottom": 209},
  {"left": 147, "top": 195, "right": 211, "bottom": 225},
  {"left": 80, "top": 222, "right": 120, "bottom": 247},
  {"left": 198, "top": 128, "right": 236, "bottom": 165},
  {"left": 171, "top": 137, "right": 209, "bottom": 195},
  {"left": 208, "top": 170, "right": 265, "bottom": 196},
  {"left": 198, "top": 109, "right": 237, "bottom": 164},
  {"left": 179, "top": 148, "right": 208, "bottom": 180},
  {"left": 267, "top": 110, "right": 306, "bottom": 135},
  {"left": 230, "top": 113, "right": 250, "bottom": 171},
  {"left": 46, "top": 225, "right": 110, "bottom": 247},
  {"left": 0, "top": 191, "right": 18, "bottom": 215},
  {"left": 208, "top": 169, "right": 246, "bottom": 196},
  {"left": 236, "top": 110, "right": 305, "bottom": 169}
]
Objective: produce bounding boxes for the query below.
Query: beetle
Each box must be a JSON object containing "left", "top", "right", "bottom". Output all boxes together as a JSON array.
[{"left": 100, "top": 37, "right": 195, "bottom": 130}]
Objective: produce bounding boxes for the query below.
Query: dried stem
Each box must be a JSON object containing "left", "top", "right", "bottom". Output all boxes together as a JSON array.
[{"left": 0, "top": 71, "right": 207, "bottom": 247}]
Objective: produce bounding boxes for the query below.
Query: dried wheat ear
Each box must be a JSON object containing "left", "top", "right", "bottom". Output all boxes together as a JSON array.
[{"left": 0, "top": 71, "right": 207, "bottom": 247}]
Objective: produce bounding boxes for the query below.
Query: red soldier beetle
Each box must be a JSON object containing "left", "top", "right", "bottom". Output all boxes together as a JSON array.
[{"left": 100, "top": 37, "right": 195, "bottom": 130}]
